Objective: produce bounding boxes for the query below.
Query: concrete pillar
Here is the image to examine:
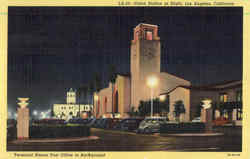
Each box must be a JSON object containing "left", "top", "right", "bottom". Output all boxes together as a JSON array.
[
  {"left": 201, "top": 108, "right": 213, "bottom": 132},
  {"left": 180, "top": 114, "right": 185, "bottom": 122},
  {"left": 168, "top": 112, "right": 175, "bottom": 121},
  {"left": 233, "top": 109, "right": 237, "bottom": 121},
  {"left": 201, "top": 108, "right": 206, "bottom": 122},
  {"left": 17, "top": 107, "right": 29, "bottom": 139},
  {"left": 215, "top": 110, "right": 220, "bottom": 119},
  {"left": 201, "top": 99, "right": 213, "bottom": 132}
]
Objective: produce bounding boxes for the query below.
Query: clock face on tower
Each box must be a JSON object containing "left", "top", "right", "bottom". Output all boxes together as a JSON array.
[{"left": 144, "top": 47, "right": 155, "bottom": 59}]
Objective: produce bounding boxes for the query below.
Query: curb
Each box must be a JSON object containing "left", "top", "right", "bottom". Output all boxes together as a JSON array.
[
  {"left": 11, "top": 136, "right": 99, "bottom": 144},
  {"left": 159, "top": 133, "right": 224, "bottom": 137}
]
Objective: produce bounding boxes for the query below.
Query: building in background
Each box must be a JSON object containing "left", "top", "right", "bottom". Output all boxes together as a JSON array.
[
  {"left": 93, "top": 23, "right": 243, "bottom": 123},
  {"left": 53, "top": 88, "right": 93, "bottom": 119},
  {"left": 189, "top": 80, "right": 242, "bottom": 125},
  {"left": 160, "top": 80, "right": 242, "bottom": 125},
  {"left": 94, "top": 23, "right": 191, "bottom": 121}
]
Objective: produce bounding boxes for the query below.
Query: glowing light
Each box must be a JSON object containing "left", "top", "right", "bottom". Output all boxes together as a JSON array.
[
  {"left": 33, "top": 110, "right": 38, "bottom": 116},
  {"left": 147, "top": 76, "right": 158, "bottom": 88},
  {"left": 202, "top": 99, "right": 212, "bottom": 109},
  {"left": 159, "top": 95, "right": 166, "bottom": 101},
  {"left": 17, "top": 98, "right": 29, "bottom": 109}
]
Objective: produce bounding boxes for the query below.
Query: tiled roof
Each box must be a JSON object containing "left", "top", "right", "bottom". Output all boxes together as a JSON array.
[{"left": 160, "top": 80, "right": 242, "bottom": 95}]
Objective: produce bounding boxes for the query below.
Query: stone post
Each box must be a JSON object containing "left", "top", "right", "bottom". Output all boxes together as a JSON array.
[
  {"left": 201, "top": 99, "right": 213, "bottom": 132},
  {"left": 17, "top": 98, "right": 30, "bottom": 140},
  {"left": 232, "top": 109, "right": 237, "bottom": 121},
  {"left": 215, "top": 110, "right": 220, "bottom": 119}
]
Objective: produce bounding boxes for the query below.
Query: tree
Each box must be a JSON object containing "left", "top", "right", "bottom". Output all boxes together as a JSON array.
[
  {"left": 108, "top": 64, "right": 117, "bottom": 117},
  {"left": 173, "top": 100, "right": 185, "bottom": 122},
  {"left": 50, "top": 109, "right": 55, "bottom": 118},
  {"left": 138, "top": 100, "right": 150, "bottom": 117},
  {"left": 92, "top": 72, "right": 102, "bottom": 118},
  {"left": 88, "top": 81, "right": 95, "bottom": 117},
  {"left": 61, "top": 112, "right": 65, "bottom": 119},
  {"left": 77, "top": 84, "right": 88, "bottom": 117},
  {"left": 127, "top": 106, "right": 139, "bottom": 117},
  {"left": 194, "top": 101, "right": 203, "bottom": 117},
  {"left": 79, "top": 84, "right": 88, "bottom": 101},
  {"left": 93, "top": 72, "right": 102, "bottom": 92},
  {"left": 138, "top": 98, "right": 169, "bottom": 117}
]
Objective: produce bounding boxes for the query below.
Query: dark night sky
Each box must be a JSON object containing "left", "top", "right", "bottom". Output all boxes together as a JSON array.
[{"left": 8, "top": 7, "right": 243, "bottom": 112}]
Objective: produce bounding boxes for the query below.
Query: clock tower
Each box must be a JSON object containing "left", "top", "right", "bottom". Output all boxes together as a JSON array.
[{"left": 130, "top": 23, "right": 161, "bottom": 108}]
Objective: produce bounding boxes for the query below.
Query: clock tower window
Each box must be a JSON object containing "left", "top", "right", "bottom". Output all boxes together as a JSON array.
[
  {"left": 135, "top": 31, "right": 139, "bottom": 41},
  {"left": 146, "top": 31, "right": 153, "bottom": 40}
]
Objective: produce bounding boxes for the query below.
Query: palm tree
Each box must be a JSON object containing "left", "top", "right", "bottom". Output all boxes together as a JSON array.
[
  {"left": 108, "top": 64, "right": 117, "bottom": 117},
  {"left": 76, "top": 89, "right": 81, "bottom": 118},
  {"left": 77, "top": 84, "right": 88, "bottom": 117},
  {"left": 93, "top": 72, "right": 102, "bottom": 92},
  {"left": 88, "top": 81, "right": 95, "bottom": 117},
  {"left": 93, "top": 72, "right": 102, "bottom": 117}
]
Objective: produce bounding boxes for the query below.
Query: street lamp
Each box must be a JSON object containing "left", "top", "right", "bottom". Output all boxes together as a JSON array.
[
  {"left": 147, "top": 75, "right": 158, "bottom": 117},
  {"left": 94, "top": 94, "right": 99, "bottom": 118}
]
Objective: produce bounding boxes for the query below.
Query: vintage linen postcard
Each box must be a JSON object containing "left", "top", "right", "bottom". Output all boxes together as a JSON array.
[{"left": 0, "top": 0, "right": 249, "bottom": 159}]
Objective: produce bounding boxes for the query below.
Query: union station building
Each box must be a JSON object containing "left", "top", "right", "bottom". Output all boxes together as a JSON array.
[{"left": 93, "top": 23, "right": 242, "bottom": 124}]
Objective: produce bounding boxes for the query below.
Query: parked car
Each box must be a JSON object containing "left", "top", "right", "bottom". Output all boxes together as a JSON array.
[
  {"left": 120, "top": 118, "right": 144, "bottom": 131},
  {"left": 191, "top": 117, "right": 201, "bottom": 123},
  {"left": 113, "top": 119, "right": 124, "bottom": 129},
  {"left": 33, "top": 119, "right": 66, "bottom": 125},
  {"left": 92, "top": 119, "right": 103, "bottom": 128},
  {"left": 97, "top": 118, "right": 108, "bottom": 128},
  {"left": 137, "top": 117, "right": 169, "bottom": 134},
  {"left": 213, "top": 117, "right": 229, "bottom": 126},
  {"left": 101, "top": 118, "right": 122, "bottom": 129},
  {"left": 92, "top": 119, "right": 99, "bottom": 127},
  {"left": 86, "top": 118, "right": 96, "bottom": 127},
  {"left": 67, "top": 118, "right": 90, "bottom": 125},
  {"left": 110, "top": 118, "right": 122, "bottom": 129},
  {"left": 98, "top": 118, "right": 110, "bottom": 129}
]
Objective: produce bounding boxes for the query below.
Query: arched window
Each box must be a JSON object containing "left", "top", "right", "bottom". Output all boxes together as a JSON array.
[{"left": 114, "top": 91, "right": 119, "bottom": 113}]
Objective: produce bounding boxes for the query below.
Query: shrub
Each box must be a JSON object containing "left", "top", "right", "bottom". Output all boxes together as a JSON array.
[
  {"left": 160, "top": 122, "right": 205, "bottom": 133},
  {"left": 30, "top": 125, "right": 90, "bottom": 138}
]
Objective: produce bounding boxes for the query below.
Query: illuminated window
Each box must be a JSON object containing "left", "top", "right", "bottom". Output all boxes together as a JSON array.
[
  {"left": 146, "top": 31, "right": 153, "bottom": 40},
  {"left": 220, "top": 93, "right": 228, "bottom": 102}
]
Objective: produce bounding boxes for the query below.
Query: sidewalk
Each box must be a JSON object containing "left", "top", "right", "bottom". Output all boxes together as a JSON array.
[{"left": 11, "top": 136, "right": 99, "bottom": 144}]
